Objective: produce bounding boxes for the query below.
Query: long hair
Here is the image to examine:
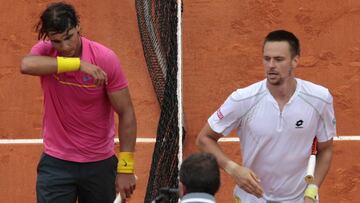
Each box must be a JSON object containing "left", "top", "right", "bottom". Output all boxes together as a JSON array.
[{"left": 35, "top": 2, "right": 80, "bottom": 40}]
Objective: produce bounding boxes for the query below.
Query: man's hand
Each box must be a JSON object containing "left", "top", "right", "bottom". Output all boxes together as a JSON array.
[
  {"left": 116, "top": 173, "right": 136, "bottom": 203},
  {"left": 304, "top": 196, "right": 316, "bottom": 203},
  {"left": 226, "top": 161, "right": 263, "bottom": 198},
  {"left": 80, "top": 60, "right": 108, "bottom": 86}
]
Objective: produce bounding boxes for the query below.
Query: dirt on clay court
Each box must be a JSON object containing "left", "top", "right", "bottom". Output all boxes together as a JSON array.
[
  {"left": 183, "top": 0, "right": 360, "bottom": 203},
  {"left": 0, "top": 1, "right": 158, "bottom": 203},
  {"left": 0, "top": 0, "right": 359, "bottom": 203}
]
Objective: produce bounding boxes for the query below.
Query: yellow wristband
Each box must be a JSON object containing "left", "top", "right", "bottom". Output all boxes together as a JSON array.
[
  {"left": 57, "top": 57, "right": 80, "bottom": 73},
  {"left": 304, "top": 184, "right": 318, "bottom": 200},
  {"left": 117, "top": 152, "right": 135, "bottom": 173}
]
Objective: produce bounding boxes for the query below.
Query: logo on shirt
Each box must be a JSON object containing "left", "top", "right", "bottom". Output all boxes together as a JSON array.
[
  {"left": 216, "top": 109, "right": 224, "bottom": 120},
  {"left": 83, "top": 75, "right": 92, "bottom": 82},
  {"left": 295, "top": 120, "right": 304, "bottom": 128}
]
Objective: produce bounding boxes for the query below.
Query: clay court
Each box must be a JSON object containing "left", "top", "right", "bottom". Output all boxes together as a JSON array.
[{"left": 0, "top": 0, "right": 359, "bottom": 202}]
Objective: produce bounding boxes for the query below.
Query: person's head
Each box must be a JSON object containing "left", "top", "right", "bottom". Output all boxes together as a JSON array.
[
  {"left": 36, "top": 2, "right": 81, "bottom": 57},
  {"left": 179, "top": 152, "right": 220, "bottom": 197},
  {"left": 262, "top": 30, "right": 300, "bottom": 86}
]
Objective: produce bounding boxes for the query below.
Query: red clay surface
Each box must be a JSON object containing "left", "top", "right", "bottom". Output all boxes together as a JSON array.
[
  {"left": 1, "top": 0, "right": 360, "bottom": 203},
  {"left": 0, "top": 1, "right": 158, "bottom": 203},
  {"left": 183, "top": 0, "right": 360, "bottom": 202}
]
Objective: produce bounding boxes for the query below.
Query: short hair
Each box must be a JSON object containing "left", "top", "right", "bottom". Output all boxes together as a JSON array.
[
  {"left": 35, "top": 2, "right": 80, "bottom": 40},
  {"left": 263, "top": 30, "right": 300, "bottom": 57},
  {"left": 180, "top": 152, "right": 220, "bottom": 195}
]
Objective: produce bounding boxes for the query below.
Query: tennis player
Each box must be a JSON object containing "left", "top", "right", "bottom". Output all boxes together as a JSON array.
[
  {"left": 20, "top": 2, "right": 136, "bottom": 203},
  {"left": 196, "top": 30, "right": 336, "bottom": 202}
]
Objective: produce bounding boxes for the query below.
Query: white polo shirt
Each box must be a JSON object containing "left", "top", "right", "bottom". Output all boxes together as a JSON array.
[{"left": 208, "top": 78, "right": 336, "bottom": 202}]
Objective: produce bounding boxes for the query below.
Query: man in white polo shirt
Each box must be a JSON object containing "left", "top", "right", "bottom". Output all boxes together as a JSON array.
[{"left": 196, "top": 30, "right": 336, "bottom": 203}]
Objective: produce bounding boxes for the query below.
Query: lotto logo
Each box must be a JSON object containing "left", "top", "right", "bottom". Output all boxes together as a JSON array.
[{"left": 295, "top": 120, "right": 304, "bottom": 128}]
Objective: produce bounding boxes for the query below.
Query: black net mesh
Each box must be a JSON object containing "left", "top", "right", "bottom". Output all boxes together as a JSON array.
[{"left": 135, "top": 0, "right": 182, "bottom": 202}]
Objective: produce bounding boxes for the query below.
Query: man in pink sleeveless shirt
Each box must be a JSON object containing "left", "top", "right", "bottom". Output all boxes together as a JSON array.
[{"left": 21, "top": 2, "right": 137, "bottom": 203}]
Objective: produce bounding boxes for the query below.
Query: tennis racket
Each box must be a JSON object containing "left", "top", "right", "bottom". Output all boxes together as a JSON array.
[{"left": 304, "top": 137, "right": 317, "bottom": 184}]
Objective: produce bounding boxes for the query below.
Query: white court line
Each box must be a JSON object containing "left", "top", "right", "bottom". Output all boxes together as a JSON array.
[
  {"left": 0, "top": 138, "right": 156, "bottom": 144},
  {"left": 218, "top": 136, "right": 360, "bottom": 142},
  {"left": 0, "top": 136, "right": 359, "bottom": 144}
]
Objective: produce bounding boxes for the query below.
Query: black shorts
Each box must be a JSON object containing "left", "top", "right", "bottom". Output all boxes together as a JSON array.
[{"left": 36, "top": 153, "right": 117, "bottom": 203}]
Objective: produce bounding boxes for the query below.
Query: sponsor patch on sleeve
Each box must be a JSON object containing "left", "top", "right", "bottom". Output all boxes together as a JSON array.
[{"left": 216, "top": 108, "right": 224, "bottom": 120}]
